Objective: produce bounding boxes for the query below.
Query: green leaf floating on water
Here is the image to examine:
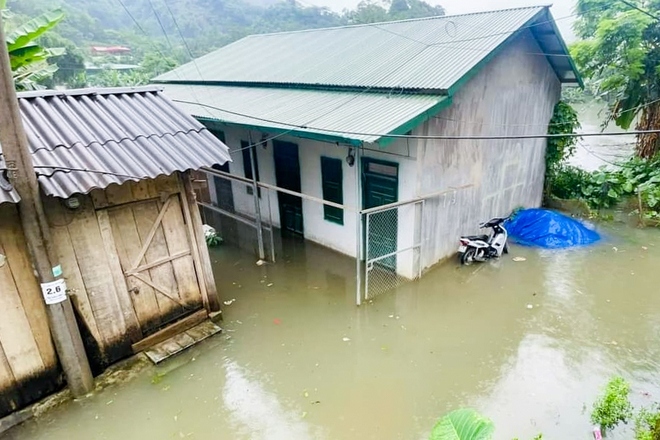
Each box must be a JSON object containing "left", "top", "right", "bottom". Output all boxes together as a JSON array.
[{"left": 429, "top": 409, "right": 494, "bottom": 440}]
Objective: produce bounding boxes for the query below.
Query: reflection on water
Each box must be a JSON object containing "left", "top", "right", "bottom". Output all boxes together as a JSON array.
[
  {"left": 6, "top": 225, "right": 660, "bottom": 440},
  {"left": 223, "top": 361, "right": 321, "bottom": 440}
]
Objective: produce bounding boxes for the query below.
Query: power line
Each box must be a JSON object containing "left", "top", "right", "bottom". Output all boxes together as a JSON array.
[
  {"left": 146, "top": 0, "right": 174, "bottom": 49},
  {"left": 369, "top": 4, "right": 605, "bottom": 50},
  {"left": 161, "top": 0, "right": 206, "bottom": 79},
  {"left": 172, "top": 98, "right": 660, "bottom": 141},
  {"left": 33, "top": 166, "right": 143, "bottom": 180},
  {"left": 619, "top": 0, "right": 660, "bottom": 21}
]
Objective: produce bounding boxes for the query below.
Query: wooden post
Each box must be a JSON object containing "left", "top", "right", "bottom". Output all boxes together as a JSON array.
[
  {"left": 247, "top": 133, "right": 266, "bottom": 261},
  {"left": 0, "top": 17, "right": 93, "bottom": 396},
  {"left": 182, "top": 172, "right": 221, "bottom": 312}
]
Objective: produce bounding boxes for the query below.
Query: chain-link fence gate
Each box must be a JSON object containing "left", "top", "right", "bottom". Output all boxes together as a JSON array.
[{"left": 364, "top": 200, "right": 424, "bottom": 300}]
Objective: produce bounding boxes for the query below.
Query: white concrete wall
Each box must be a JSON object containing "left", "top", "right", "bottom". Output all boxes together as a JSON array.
[
  {"left": 210, "top": 126, "right": 417, "bottom": 260},
  {"left": 417, "top": 29, "right": 561, "bottom": 269}
]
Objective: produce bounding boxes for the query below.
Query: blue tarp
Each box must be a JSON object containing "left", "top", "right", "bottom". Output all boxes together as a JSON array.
[{"left": 505, "top": 209, "right": 601, "bottom": 249}]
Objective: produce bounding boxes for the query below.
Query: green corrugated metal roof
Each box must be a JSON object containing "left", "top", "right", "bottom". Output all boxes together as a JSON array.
[
  {"left": 155, "top": 6, "right": 580, "bottom": 91},
  {"left": 162, "top": 84, "right": 450, "bottom": 145}
]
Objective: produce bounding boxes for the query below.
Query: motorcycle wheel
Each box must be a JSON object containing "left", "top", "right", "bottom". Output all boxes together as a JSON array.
[
  {"left": 503, "top": 243, "right": 509, "bottom": 254},
  {"left": 460, "top": 248, "right": 477, "bottom": 266}
]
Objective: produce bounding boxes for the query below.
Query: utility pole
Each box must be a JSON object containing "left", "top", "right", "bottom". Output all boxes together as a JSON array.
[{"left": 0, "top": 17, "right": 94, "bottom": 396}]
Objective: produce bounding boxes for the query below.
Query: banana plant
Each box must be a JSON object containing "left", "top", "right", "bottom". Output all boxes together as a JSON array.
[
  {"left": 429, "top": 409, "right": 495, "bottom": 440},
  {"left": 1, "top": 0, "right": 65, "bottom": 90}
]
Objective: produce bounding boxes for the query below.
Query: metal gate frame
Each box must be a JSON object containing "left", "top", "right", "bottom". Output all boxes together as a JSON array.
[
  {"left": 364, "top": 199, "right": 425, "bottom": 301},
  {"left": 198, "top": 169, "right": 277, "bottom": 263}
]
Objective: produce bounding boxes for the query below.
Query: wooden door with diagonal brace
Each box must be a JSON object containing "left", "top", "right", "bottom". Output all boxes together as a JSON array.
[{"left": 104, "top": 194, "right": 203, "bottom": 336}]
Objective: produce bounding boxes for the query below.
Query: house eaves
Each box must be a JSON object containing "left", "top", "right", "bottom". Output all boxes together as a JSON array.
[{"left": 162, "top": 84, "right": 450, "bottom": 146}]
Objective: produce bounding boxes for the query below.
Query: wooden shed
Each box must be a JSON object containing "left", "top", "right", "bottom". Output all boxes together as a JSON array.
[
  {"left": 0, "top": 172, "right": 61, "bottom": 418},
  {"left": 0, "top": 86, "right": 230, "bottom": 417}
]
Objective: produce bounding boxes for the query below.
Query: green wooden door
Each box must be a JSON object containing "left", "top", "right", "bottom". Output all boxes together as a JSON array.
[
  {"left": 273, "top": 140, "right": 304, "bottom": 236},
  {"left": 363, "top": 159, "right": 399, "bottom": 270}
]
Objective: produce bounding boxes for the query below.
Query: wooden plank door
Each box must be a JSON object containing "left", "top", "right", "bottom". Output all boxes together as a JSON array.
[
  {"left": 103, "top": 194, "right": 204, "bottom": 336},
  {"left": 273, "top": 140, "right": 304, "bottom": 236}
]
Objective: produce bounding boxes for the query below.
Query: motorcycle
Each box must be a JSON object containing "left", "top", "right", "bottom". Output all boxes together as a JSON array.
[{"left": 458, "top": 216, "right": 509, "bottom": 265}]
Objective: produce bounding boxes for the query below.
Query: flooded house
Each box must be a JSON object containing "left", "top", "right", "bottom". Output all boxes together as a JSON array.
[
  {"left": 156, "top": 6, "right": 581, "bottom": 301},
  {"left": 0, "top": 86, "right": 230, "bottom": 418}
]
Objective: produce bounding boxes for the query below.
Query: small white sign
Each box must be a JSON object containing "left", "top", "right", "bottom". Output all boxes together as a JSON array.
[{"left": 41, "top": 279, "right": 67, "bottom": 305}]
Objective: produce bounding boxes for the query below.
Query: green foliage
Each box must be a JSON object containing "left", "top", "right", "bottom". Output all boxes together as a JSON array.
[
  {"left": 429, "top": 409, "right": 494, "bottom": 440},
  {"left": 551, "top": 154, "right": 660, "bottom": 222},
  {"left": 206, "top": 234, "right": 223, "bottom": 247},
  {"left": 546, "top": 101, "right": 581, "bottom": 185},
  {"left": 3, "top": 5, "right": 65, "bottom": 90},
  {"left": 347, "top": 0, "right": 444, "bottom": 24},
  {"left": 88, "top": 69, "right": 150, "bottom": 87},
  {"left": 572, "top": 0, "right": 660, "bottom": 157},
  {"left": 634, "top": 405, "right": 660, "bottom": 440},
  {"left": 38, "top": 32, "right": 86, "bottom": 88},
  {"left": 140, "top": 52, "right": 178, "bottom": 79},
  {"left": 545, "top": 101, "right": 580, "bottom": 194},
  {"left": 6, "top": 0, "right": 446, "bottom": 88},
  {"left": 204, "top": 227, "right": 223, "bottom": 247},
  {"left": 591, "top": 376, "right": 633, "bottom": 432}
]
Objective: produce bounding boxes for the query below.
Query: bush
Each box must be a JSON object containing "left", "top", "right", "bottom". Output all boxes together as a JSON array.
[
  {"left": 591, "top": 376, "right": 633, "bottom": 432},
  {"left": 549, "top": 156, "right": 660, "bottom": 223},
  {"left": 635, "top": 405, "right": 660, "bottom": 440}
]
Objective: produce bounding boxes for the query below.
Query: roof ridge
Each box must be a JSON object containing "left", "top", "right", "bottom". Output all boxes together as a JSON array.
[
  {"left": 17, "top": 86, "right": 164, "bottom": 99},
  {"left": 244, "top": 5, "right": 550, "bottom": 38}
]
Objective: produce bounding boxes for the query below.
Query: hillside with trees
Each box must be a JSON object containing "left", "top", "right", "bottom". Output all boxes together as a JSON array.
[{"left": 3, "top": 0, "right": 445, "bottom": 88}]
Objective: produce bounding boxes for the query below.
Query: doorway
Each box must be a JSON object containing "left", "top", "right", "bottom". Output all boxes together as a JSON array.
[
  {"left": 362, "top": 158, "right": 399, "bottom": 270},
  {"left": 212, "top": 162, "right": 235, "bottom": 212},
  {"left": 273, "top": 140, "right": 304, "bottom": 236}
]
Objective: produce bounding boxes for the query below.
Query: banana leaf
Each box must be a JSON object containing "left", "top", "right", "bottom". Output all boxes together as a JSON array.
[
  {"left": 429, "top": 409, "right": 494, "bottom": 440},
  {"left": 6, "top": 9, "right": 64, "bottom": 51}
]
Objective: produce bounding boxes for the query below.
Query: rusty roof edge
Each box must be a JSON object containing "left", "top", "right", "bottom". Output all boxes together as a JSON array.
[{"left": 17, "top": 86, "right": 164, "bottom": 99}]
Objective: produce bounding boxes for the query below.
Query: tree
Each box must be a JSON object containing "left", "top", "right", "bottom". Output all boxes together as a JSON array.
[
  {"left": 2, "top": 1, "right": 65, "bottom": 90},
  {"left": 572, "top": 0, "right": 660, "bottom": 158},
  {"left": 141, "top": 51, "right": 177, "bottom": 78},
  {"left": 39, "top": 33, "right": 86, "bottom": 88},
  {"left": 346, "top": 0, "right": 389, "bottom": 24},
  {"left": 391, "top": 0, "right": 445, "bottom": 20}
]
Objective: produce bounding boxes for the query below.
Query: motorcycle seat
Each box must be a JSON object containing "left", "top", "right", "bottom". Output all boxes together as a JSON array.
[{"left": 462, "top": 235, "right": 489, "bottom": 242}]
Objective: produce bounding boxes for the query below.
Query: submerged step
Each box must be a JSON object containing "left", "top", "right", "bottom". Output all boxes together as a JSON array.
[{"left": 144, "top": 320, "right": 222, "bottom": 364}]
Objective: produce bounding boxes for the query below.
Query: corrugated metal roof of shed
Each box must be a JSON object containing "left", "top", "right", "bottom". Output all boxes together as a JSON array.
[
  {"left": 155, "top": 6, "right": 577, "bottom": 90},
  {"left": 162, "top": 84, "right": 449, "bottom": 144},
  {"left": 17, "top": 86, "right": 231, "bottom": 198}
]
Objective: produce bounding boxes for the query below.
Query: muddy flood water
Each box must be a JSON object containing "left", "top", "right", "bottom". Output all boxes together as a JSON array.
[{"left": 5, "top": 220, "right": 660, "bottom": 440}]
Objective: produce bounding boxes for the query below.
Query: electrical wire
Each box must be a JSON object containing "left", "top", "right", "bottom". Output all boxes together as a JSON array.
[
  {"left": 367, "top": 4, "right": 606, "bottom": 50},
  {"left": 146, "top": 0, "right": 174, "bottom": 49},
  {"left": 619, "top": 0, "right": 660, "bottom": 21},
  {"left": 172, "top": 98, "right": 660, "bottom": 141},
  {"left": 32, "top": 166, "right": 144, "bottom": 179},
  {"left": 162, "top": 0, "right": 206, "bottom": 81}
]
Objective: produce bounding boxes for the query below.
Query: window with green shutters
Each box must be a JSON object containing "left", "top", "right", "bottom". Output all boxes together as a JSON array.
[{"left": 321, "top": 157, "right": 343, "bottom": 225}]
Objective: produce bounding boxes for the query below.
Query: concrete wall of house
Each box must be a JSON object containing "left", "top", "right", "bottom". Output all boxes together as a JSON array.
[
  {"left": 212, "top": 126, "right": 417, "bottom": 259},
  {"left": 417, "top": 29, "right": 561, "bottom": 269}
]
